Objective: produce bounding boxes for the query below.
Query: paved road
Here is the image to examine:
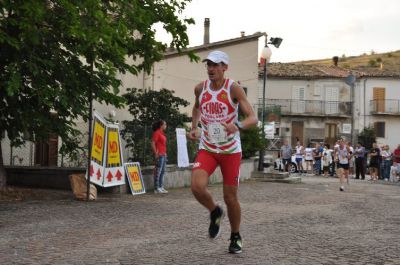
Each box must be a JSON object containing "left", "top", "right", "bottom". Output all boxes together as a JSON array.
[{"left": 1, "top": 176, "right": 400, "bottom": 265}]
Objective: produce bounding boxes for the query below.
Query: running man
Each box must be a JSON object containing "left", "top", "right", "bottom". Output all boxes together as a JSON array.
[
  {"left": 188, "top": 50, "right": 258, "bottom": 254},
  {"left": 336, "top": 139, "right": 351, "bottom": 191}
]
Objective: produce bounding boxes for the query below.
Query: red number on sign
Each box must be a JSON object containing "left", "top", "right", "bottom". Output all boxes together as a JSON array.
[
  {"left": 94, "top": 133, "right": 103, "bottom": 149},
  {"left": 109, "top": 141, "right": 118, "bottom": 153},
  {"left": 130, "top": 171, "right": 140, "bottom": 182}
]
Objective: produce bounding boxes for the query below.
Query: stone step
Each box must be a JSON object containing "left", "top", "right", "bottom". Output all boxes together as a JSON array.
[
  {"left": 251, "top": 171, "right": 289, "bottom": 180},
  {"left": 250, "top": 170, "right": 302, "bottom": 184},
  {"left": 257, "top": 176, "right": 302, "bottom": 184}
]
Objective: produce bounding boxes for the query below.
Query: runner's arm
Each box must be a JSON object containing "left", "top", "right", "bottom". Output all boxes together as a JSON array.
[
  {"left": 228, "top": 82, "right": 258, "bottom": 130},
  {"left": 188, "top": 83, "right": 203, "bottom": 140}
]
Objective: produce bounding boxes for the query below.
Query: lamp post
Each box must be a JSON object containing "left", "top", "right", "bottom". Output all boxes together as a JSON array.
[
  {"left": 344, "top": 73, "right": 356, "bottom": 143},
  {"left": 258, "top": 36, "right": 282, "bottom": 171}
]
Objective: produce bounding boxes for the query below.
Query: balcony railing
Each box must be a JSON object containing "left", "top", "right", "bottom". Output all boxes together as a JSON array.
[
  {"left": 370, "top": 99, "right": 400, "bottom": 115},
  {"left": 257, "top": 99, "right": 352, "bottom": 116}
]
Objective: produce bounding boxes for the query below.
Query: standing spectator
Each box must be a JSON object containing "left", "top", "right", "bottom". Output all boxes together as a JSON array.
[
  {"left": 151, "top": 120, "right": 168, "bottom": 193},
  {"left": 280, "top": 140, "right": 292, "bottom": 172},
  {"left": 331, "top": 139, "right": 341, "bottom": 177},
  {"left": 304, "top": 143, "right": 314, "bottom": 174},
  {"left": 369, "top": 142, "right": 381, "bottom": 181},
  {"left": 322, "top": 144, "right": 333, "bottom": 177},
  {"left": 348, "top": 142, "right": 355, "bottom": 178},
  {"left": 391, "top": 144, "right": 400, "bottom": 182},
  {"left": 295, "top": 141, "right": 305, "bottom": 174},
  {"left": 392, "top": 144, "right": 400, "bottom": 164},
  {"left": 354, "top": 142, "right": 366, "bottom": 180},
  {"left": 313, "top": 143, "right": 323, "bottom": 175},
  {"left": 381, "top": 145, "right": 392, "bottom": 181}
]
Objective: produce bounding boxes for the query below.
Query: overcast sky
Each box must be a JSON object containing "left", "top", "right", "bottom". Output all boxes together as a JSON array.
[{"left": 155, "top": 0, "right": 400, "bottom": 62}]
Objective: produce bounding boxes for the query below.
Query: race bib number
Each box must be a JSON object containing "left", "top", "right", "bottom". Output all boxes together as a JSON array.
[{"left": 208, "top": 123, "right": 227, "bottom": 143}]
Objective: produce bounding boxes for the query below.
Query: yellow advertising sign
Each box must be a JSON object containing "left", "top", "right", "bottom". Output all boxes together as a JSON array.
[
  {"left": 91, "top": 117, "right": 106, "bottom": 164},
  {"left": 125, "top": 163, "right": 146, "bottom": 195},
  {"left": 106, "top": 127, "right": 121, "bottom": 167}
]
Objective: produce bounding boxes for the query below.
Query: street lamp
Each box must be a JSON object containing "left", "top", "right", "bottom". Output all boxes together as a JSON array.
[
  {"left": 344, "top": 73, "right": 356, "bottom": 143},
  {"left": 258, "top": 36, "right": 283, "bottom": 171}
]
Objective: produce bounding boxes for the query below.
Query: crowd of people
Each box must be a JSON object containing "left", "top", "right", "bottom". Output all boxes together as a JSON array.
[{"left": 280, "top": 140, "right": 400, "bottom": 191}]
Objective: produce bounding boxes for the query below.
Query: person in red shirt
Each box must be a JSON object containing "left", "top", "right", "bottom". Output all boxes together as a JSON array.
[
  {"left": 391, "top": 144, "right": 400, "bottom": 182},
  {"left": 393, "top": 144, "right": 400, "bottom": 164},
  {"left": 151, "top": 120, "right": 168, "bottom": 194}
]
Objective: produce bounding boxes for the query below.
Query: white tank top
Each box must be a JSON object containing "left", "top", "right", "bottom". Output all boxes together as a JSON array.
[
  {"left": 305, "top": 148, "right": 313, "bottom": 160},
  {"left": 198, "top": 79, "right": 241, "bottom": 154},
  {"left": 296, "top": 146, "right": 303, "bottom": 158},
  {"left": 338, "top": 146, "right": 349, "bottom": 164}
]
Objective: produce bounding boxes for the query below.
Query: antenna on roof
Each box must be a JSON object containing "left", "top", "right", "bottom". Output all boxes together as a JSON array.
[{"left": 344, "top": 74, "right": 356, "bottom": 86}]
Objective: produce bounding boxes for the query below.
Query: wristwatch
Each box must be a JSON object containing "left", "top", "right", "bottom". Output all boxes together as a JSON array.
[{"left": 234, "top": 121, "right": 244, "bottom": 129}]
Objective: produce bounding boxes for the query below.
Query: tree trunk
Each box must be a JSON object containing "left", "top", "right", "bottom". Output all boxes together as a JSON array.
[{"left": 0, "top": 143, "right": 7, "bottom": 189}]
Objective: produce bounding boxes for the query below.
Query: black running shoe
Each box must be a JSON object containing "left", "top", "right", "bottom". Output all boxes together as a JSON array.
[
  {"left": 209, "top": 206, "right": 224, "bottom": 239},
  {"left": 229, "top": 233, "right": 242, "bottom": 254}
]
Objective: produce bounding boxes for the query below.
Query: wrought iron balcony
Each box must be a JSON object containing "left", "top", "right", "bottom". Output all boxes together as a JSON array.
[
  {"left": 257, "top": 99, "right": 352, "bottom": 117},
  {"left": 370, "top": 99, "right": 400, "bottom": 115}
]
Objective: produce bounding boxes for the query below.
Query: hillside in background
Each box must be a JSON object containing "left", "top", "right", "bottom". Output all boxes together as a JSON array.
[{"left": 295, "top": 50, "right": 400, "bottom": 72}]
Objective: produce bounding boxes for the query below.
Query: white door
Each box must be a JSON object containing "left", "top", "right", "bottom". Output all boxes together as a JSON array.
[
  {"left": 292, "top": 86, "right": 305, "bottom": 113},
  {"left": 325, "top": 86, "right": 339, "bottom": 114}
]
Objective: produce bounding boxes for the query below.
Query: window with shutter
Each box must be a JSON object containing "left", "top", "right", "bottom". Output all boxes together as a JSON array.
[{"left": 373, "top": 87, "right": 385, "bottom": 112}]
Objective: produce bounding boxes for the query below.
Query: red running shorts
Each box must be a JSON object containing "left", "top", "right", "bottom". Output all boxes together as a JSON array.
[{"left": 192, "top": 149, "right": 242, "bottom": 186}]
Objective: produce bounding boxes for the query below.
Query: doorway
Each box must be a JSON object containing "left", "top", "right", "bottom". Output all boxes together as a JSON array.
[
  {"left": 325, "top": 123, "right": 337, "bottom": 148},
  {"left": 291, "top": 121, "right": 304, "bottom": 146},
  {"left": 35, "top": 134, "right": 58, "bottom": 166}
]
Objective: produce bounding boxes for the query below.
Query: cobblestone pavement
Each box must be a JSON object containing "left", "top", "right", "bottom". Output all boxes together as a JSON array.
[{"left": 1, "top": 176, "right": 400, "bottom": 265}]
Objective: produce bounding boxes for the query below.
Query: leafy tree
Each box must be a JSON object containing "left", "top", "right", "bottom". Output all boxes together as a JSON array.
[
  {"left": 122, "top": 88, "right": 191, "bottom": 165},
  {"left": 240, "top": 126, "right": 267, "bottom": 159},
  {"left": 357, "top": 126, "right": 376, "bottom": 150},
  {"left": 0, "top": 0, "right": 195, "bottom": 188}
]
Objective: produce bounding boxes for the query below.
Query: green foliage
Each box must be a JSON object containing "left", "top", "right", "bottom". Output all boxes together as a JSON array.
[
  {"left": 368, "top": 59, "right": 377, "bottom": 67},
  {"left": 257, "top": 105, "right": 281, "bottom": 122},
  {"left": 122, "top": 88, "right": 191, "bottom": 165},
  {"left": 240, "top": 126, "right": 268, "bottom": 159},
  {"left": 357, "top": 127, "right": 376, "bottom": 149},
  {"left": 0, "top": 0, "right": 195, "bottom": 155},
  {"left": 376, "top": 57, "right": 382, "bottom": 63}
]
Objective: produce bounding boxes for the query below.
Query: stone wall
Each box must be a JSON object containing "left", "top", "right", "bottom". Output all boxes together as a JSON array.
[{"left": 5, "top": 158, "right": 258, "bottom": 193}]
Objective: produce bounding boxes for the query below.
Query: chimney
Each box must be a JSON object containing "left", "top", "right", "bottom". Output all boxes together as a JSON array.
[
  {"left": 204, "top": 18, "right": 210, "bottom": 45},
  {"left": 332, "top": 56, "right": 339, "bottom": 66}
]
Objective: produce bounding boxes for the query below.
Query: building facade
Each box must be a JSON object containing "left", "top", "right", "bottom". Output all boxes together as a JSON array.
[{"left": 259, "top": 63, "right": 400, "bottom": 149}]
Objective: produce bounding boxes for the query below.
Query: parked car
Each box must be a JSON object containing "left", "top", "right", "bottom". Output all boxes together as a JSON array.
[
  {"left": 274, "top": 154, "right": 335, "bottom": 175},
  {"left": 274, "top": 155, "right": 300, "bottom": 174}
]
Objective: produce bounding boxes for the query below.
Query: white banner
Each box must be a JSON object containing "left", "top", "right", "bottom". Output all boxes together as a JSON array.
[
  {"left": 176, "top": 128, "right": 189, "bottom": 167},
  {"left": 343, "top": 123, "right": 352, "bottom": 134},
  {"left": 264, "top": 122, "right": 275, "bottom": 139}
]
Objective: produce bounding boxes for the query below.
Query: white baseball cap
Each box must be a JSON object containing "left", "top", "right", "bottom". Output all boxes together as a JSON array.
[{"left": 202, "top": 50, "right": 229, "bottom": 65}]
